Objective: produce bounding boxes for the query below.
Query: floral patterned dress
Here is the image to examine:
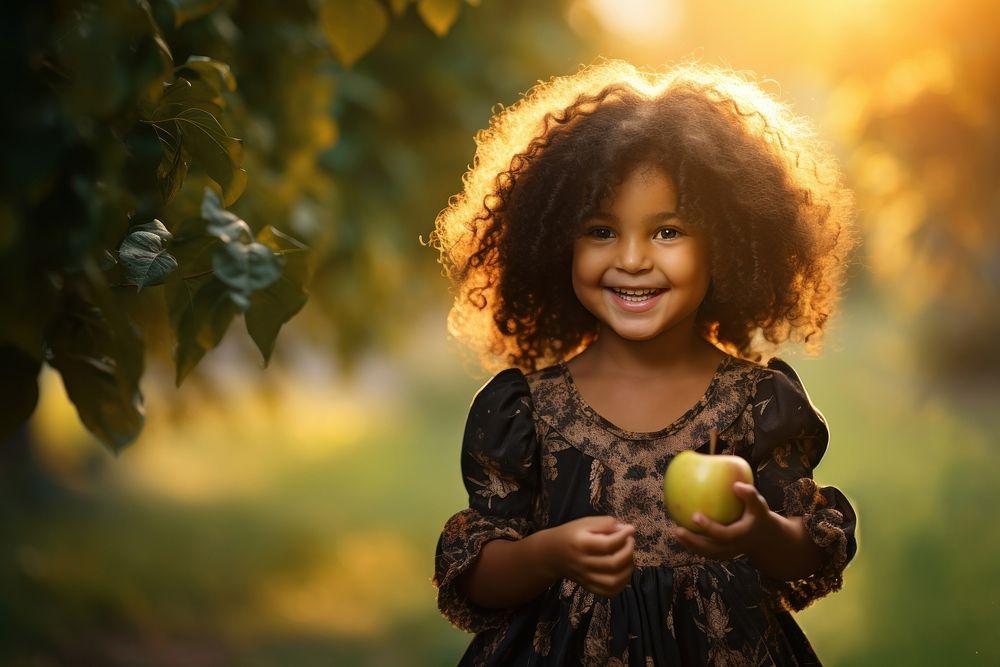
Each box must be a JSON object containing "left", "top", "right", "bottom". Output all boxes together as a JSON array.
[{"left": 433, "top": 355, "right": 858, "bottom": 666}]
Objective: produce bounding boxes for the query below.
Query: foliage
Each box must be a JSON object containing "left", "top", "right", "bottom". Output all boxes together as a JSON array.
[{"left": 0, "top": 0, "right": 479, "bottom": 452}]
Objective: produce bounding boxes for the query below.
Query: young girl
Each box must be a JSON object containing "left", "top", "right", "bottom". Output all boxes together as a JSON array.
[{"left": 431, "top": 61, "right": 858, "bottom": 666}]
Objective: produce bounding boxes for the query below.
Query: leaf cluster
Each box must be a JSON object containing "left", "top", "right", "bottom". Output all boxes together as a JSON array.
[
  {"left": 0, "top": 0, "right": 409, "bottom": 451},
  {"left": 0, "top": 0, "right": 531, "bottom": 452}
]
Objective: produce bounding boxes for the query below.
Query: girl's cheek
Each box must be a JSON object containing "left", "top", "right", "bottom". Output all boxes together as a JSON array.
[
  {"left": 672, "top": 244, "right": 711, "bottom": 285},
  {"left": 667, "top": 253, "right": 703, "bottom": 284}
]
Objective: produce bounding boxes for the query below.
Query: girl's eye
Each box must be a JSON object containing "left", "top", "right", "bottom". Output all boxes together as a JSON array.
[
  {"left": 655, "top": 228, "right": 680, "bottom": 240},
  {"left": 586, "top": 227, "right": 614, "bottom": 240}
]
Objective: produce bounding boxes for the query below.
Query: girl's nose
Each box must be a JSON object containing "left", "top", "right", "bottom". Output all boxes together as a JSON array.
[{"left": 617, "top": 238, "right": 653, "bottom": 273}]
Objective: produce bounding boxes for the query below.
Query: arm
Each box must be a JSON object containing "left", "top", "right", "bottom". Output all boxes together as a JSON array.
[
  {"left": 461, "top": 516, "right": 636, "bottom": 609},
  {"left": 435, "top": 370, "right": 636, "bottom": 631},
  {"left": 713, "top": 359, "right": 857, "bottom": 606},
  {"left": 747, "top": 512, "right": 825, "bottom": 581}
]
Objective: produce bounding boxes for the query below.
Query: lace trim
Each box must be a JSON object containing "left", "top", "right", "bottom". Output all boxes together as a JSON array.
[
  {"left": 773, "top": 478, "right": 850, "bottom": 611},
  {"left": 556, "top": 355, "right": 734, "bottom": 441},
  {"left": 433, "top": 508, "right": 533, "bottom": 632}
]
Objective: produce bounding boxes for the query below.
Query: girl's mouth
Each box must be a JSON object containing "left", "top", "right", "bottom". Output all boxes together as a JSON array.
[{"left": 608, "top": 287, "right": 665, "bottom": 303}]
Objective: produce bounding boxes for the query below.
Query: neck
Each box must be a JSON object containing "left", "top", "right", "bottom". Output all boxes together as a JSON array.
[{"left": 581, "top": 318, "right": 719, "bottom": 378}]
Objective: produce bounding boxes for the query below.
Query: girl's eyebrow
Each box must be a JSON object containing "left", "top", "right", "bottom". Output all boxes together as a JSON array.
[{"left": 588, "top": 211, "right": 680, "bottom": 224}]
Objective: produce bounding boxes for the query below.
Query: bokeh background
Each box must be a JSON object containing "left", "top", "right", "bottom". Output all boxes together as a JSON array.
[{"left": 3, "top": 0, "right": 999, "bottom": 664}]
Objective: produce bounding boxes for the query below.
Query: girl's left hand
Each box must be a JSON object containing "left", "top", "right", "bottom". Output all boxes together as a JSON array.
[{"left": 672, "top": 481, "right": 776, "bottom": 560}]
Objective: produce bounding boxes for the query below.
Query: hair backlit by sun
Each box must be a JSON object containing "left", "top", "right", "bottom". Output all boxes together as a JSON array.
[{"left": 431, "top": 60, "right": 854, "bottom": 372}]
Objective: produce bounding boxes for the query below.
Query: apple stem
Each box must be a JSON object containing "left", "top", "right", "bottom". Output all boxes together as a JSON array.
[{"left": 709, "top": 427, "right": 719, "bottom": 455}]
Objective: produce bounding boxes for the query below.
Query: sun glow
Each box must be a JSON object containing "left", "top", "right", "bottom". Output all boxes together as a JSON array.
[
  {"left": 29, "top": 361, "right": 388, "bottom": 501},
  {"left": 584, "top": 0, "right": 683, "bottom": 44}
]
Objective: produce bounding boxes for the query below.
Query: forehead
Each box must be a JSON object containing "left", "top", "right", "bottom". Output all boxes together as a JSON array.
[{"left": 601, "top": 163, "right": 678, "bottom": 213}]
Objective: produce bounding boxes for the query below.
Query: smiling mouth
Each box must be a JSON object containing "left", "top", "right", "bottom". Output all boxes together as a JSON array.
[{"left": 608, "top": 287, "right": 666, "bottom": 302}]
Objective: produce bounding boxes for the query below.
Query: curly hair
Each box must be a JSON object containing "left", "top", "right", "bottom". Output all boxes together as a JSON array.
[{"left": 431, "top": 61, "right": 856, "bottom": 372}]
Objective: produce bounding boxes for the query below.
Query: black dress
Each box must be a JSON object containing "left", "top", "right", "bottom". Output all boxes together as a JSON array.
[{"left": 434, "top": 355, "right": 858, "bottom": 666}]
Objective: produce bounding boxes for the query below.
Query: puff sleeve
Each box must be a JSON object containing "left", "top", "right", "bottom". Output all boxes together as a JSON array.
[
  {"left": 750, "top": 359, "right": 858, "bottom": 611},
  {"left": 433, "top": 368, "right": 540, "bottom": 633}
]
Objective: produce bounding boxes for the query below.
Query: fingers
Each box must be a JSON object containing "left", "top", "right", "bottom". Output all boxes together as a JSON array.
[
  {"left": 580, "top": 542, "right": 635, "bottom": 596},
  {"left": 732, "top": 481, "right": 769, "bottom": 514},
  {"left": 562, "top": 516, "right": 637, "bottom": 596},
  {"left": 579, "top": 522, "right": 634, "bottom": 556},
  {"left": 586, "top": 515, "right": 633, "bottom": 535},
  {"left": 582, "top": 535, "right": 635, "bottom": 573},
  {"left": 579, "top": 516, "right": 616, "bottom": 533},
  {"left": 684, "top": 482, "right": 766, "bottom": 540},
  {"left": 673, "top": 525, "right": 738, "bottom": 560},
  {"left": 672, "top": 483, "right": 774, "bottom": 560},
  {"left": 688, "top": 512, "right": 735, "bottom": 540}
]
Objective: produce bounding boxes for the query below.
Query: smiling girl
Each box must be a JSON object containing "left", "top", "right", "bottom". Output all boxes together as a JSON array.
[{"left": 431, "top": 61, "right": 858, "bottom": 666}]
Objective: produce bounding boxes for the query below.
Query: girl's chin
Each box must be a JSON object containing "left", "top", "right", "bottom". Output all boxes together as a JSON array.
[{"left": 602, "top": 322, "right": 668, "bottom": 342}]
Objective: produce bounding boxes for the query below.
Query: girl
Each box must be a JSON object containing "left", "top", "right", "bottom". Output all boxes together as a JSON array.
[{"left": 431, "top": 61, "right": 858, "bottom": 666}]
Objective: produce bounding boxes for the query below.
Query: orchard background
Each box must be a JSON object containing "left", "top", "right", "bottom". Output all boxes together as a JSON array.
[{"left": 2, "top": 1, "right": 998, "bottom": 664}]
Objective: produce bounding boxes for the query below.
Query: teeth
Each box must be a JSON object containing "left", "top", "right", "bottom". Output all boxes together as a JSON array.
[{"left": 611, "top": 287, "right": 662, "bottom": 302}]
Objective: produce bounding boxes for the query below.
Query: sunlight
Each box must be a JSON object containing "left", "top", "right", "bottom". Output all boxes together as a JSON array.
[
  {"left": 259, "top": 531, "right": 426, "bottom": 637},
  {"left": 29, "top": 370, "right": 98, "bottom": 492},
  {"left": 29, "top": 362, "right": 391, "bottom": 502},
  {"left": 584, "top": 0, "right": 683, "bottom": 44},
  {"left": 879, "top": 48, "right": 955, "bottom": 108}
]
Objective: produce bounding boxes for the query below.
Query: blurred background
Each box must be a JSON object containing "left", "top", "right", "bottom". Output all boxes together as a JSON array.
[{"left": 2, "top": 0, "right": 999, "bottom": 664}]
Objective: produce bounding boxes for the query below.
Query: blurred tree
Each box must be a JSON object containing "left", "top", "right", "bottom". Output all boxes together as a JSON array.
[
  {"left": 0, "top": 0, "right": 482, "bottom": 452},
  {"left": 833, "top": 0, "right": 1000, "bottom": 388}
]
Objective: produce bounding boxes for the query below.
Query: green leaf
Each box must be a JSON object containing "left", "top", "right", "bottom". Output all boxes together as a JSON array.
[
  {"left": 130, "top": 220, "right": 173, "bottom": 242},
  {"left": 100, "top": 250, "right": 118, "bottom": 270},
  {"left": 246, "top": 226, "right": 315, "bottom": 365},
  {"left": 157, "top": 154, "right": 188, "bottom": 203},
  {"left": 167, "top": 274, "right": 237, "bottom": 385},
  {"left": 45, "top": 294, "right": 145, "bottom": 453},
  {"left": 256, "top": 225, "right": 310, "bottom": 256},
  {"left": 149, "top": 79, "right": 247, "bottom": 206},
  {"left": 200, "top": 188, "right": 252, "bottom": 242},
  {"left": 154, "top": 132, "right": 189, "bottom": 203},
  {"left": 139, "top": 3, "right": 176, "bottom": 112},
  {"left": 417, "top": 0, "right": 462, "bottom": 36},
  {"left": 228, "top": 290, "right": 251, "bottom": 312},
  {"left": 178, "top": 56, "right": 236, "bottom": 94},
  {"left": 0, "top": 346, "right": 42, "bottom": 441},
  {"left": 194, "top": 189, "right": 283, "bottom": 315},
  {"left": 165, "top": 212, "right": 241, "bottom": 384},
  {"left": 212, "top": 240, "right": 283, "bottom": 296},
  {"left": 319, "top": 0, "right": 389, "bottom": 67},
  {"left": 157, "top": 77, "right": 221, "bottom": 116},
  {"left": 167, "top": 0, "right": 226, "bottom": 28},
  {"left": 179, "top": 109, "right": 247, "bottom": 207},
  {"left": 168, "top": 216, "right": 218, "bottom": 276},
  {"left": 119, "top": 219, "right": 178, "bottom": 290}
]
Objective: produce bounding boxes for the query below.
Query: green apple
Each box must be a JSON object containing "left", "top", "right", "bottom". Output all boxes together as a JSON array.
[{"left": 663, "top": 449, "right": 754, "bottom": 532}]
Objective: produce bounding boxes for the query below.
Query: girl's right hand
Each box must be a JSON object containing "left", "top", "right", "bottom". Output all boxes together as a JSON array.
[{"left": 544, "top": 516, "right": 636, "bottom": 597}]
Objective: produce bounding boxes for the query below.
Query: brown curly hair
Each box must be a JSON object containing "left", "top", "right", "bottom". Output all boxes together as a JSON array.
[{"left": 431, "top": 61, "right": 856, "bottom": 373}]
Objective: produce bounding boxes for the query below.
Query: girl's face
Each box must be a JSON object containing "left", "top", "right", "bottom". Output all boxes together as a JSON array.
[{"left": 571, "top": 164, "right": 711, "bottom": 343}]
